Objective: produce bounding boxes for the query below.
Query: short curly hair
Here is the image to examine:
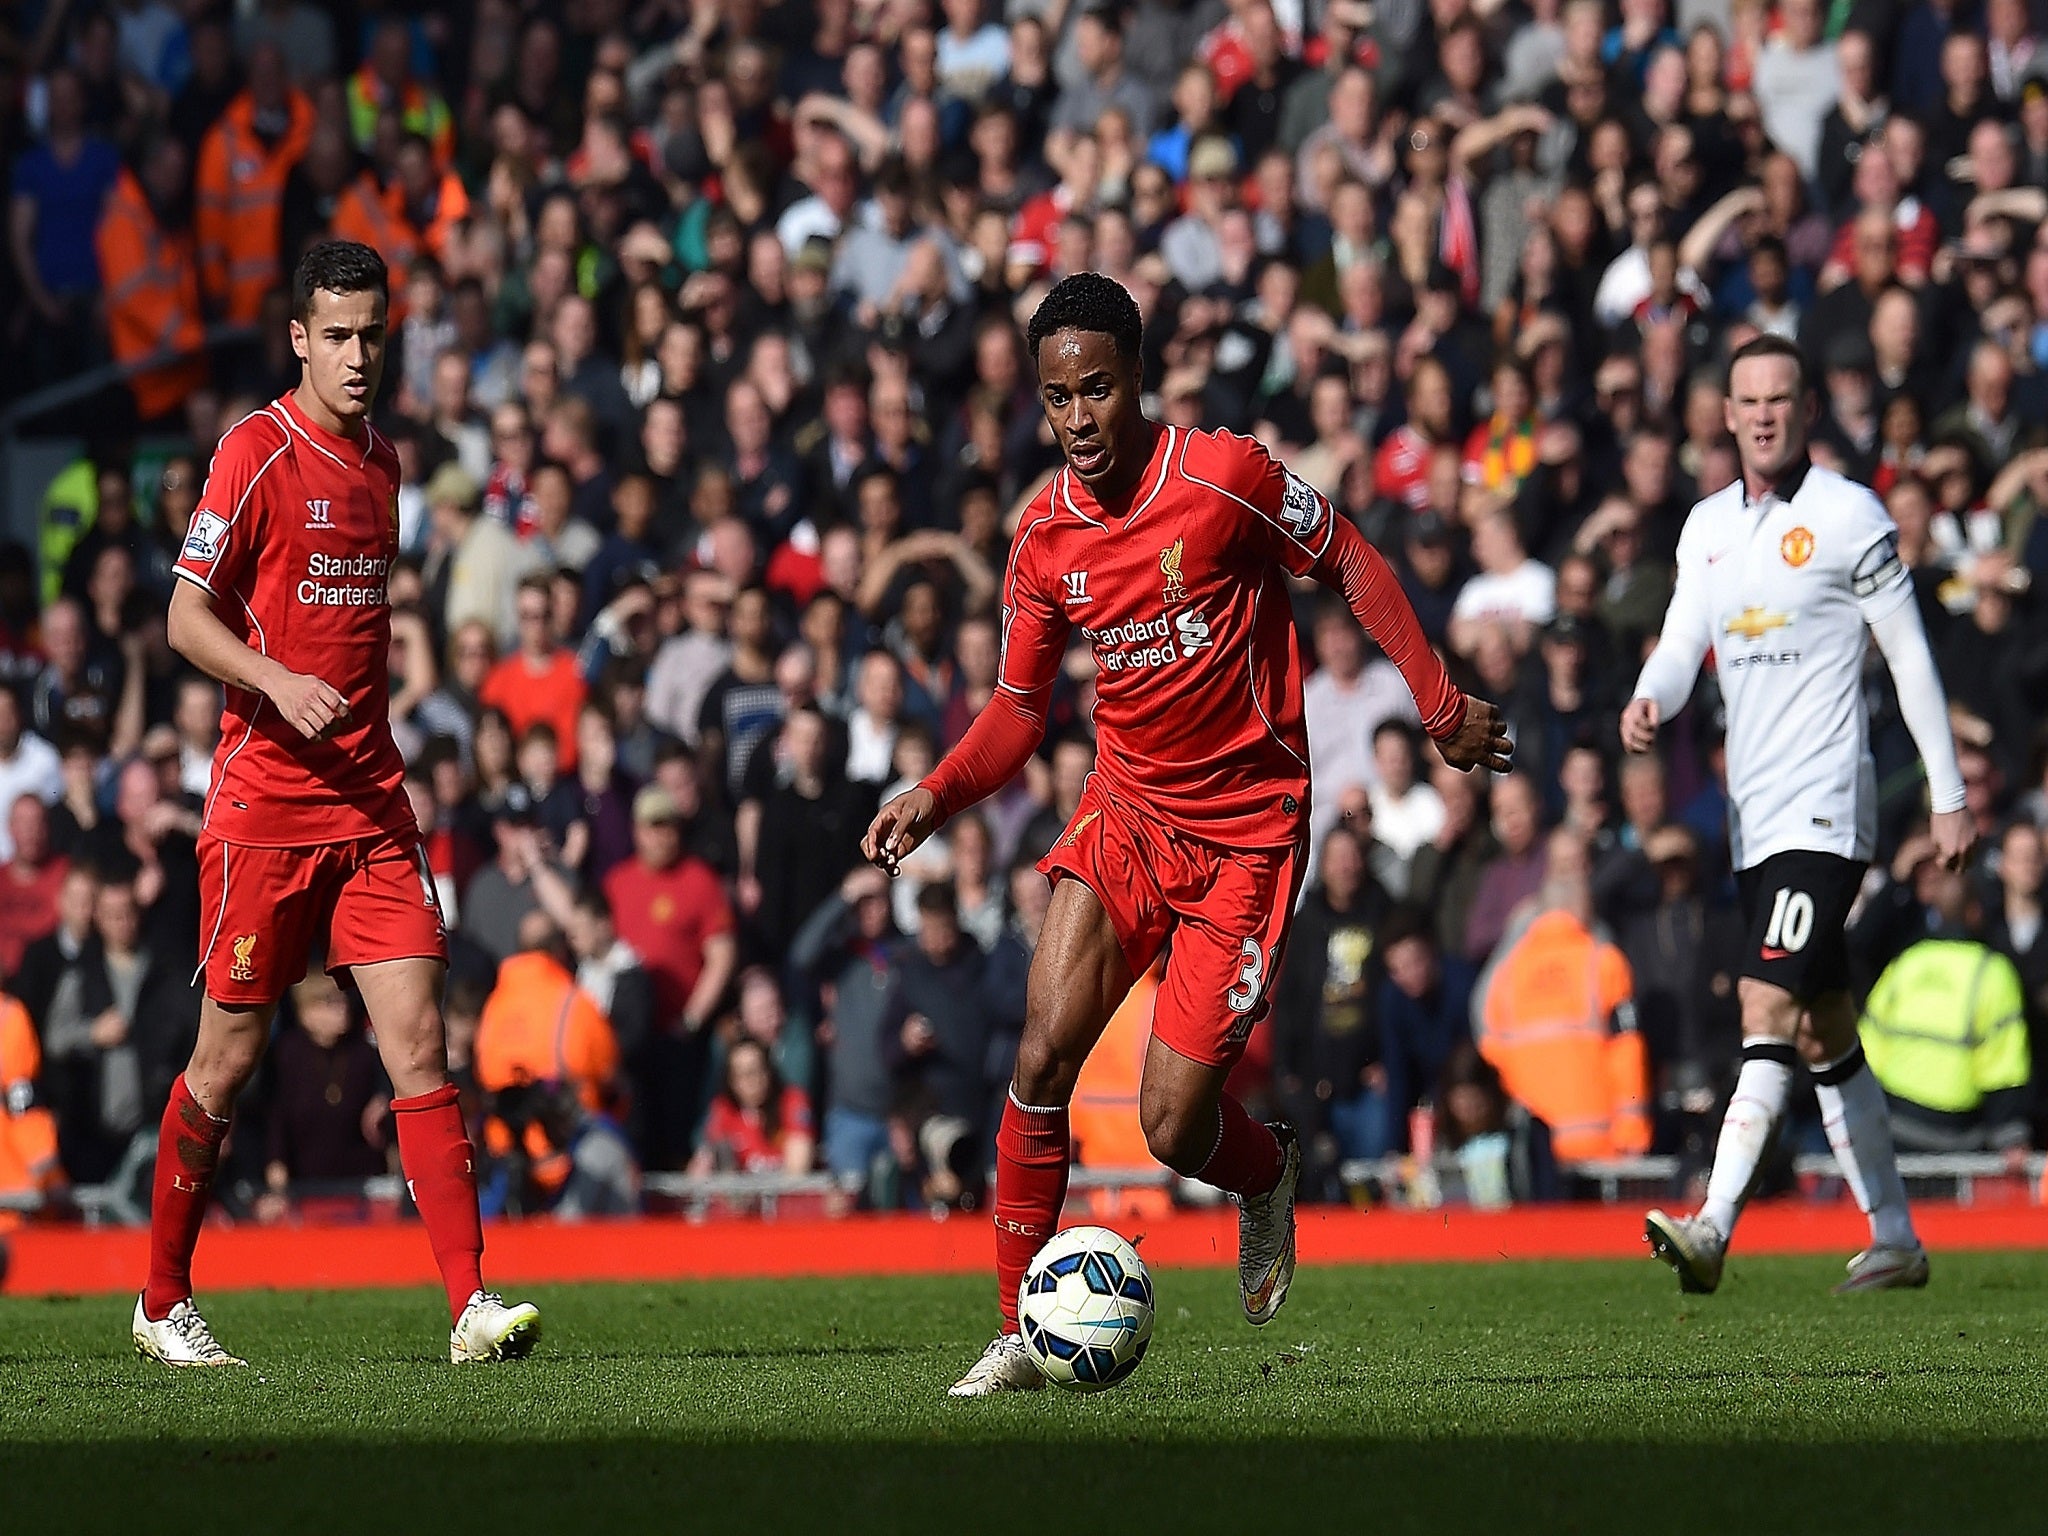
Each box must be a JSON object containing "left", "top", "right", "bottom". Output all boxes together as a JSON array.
[
  {"left": 1026, "top": 272, "right": 1143, "bottom": 364},
  {"left": 293, "top": 239, "right": 389, "bottom": 323}
]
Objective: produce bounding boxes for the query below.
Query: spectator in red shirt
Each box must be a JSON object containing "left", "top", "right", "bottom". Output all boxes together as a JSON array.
[
  {"left": 1375, "top": 355, "right": 1458, "bottom": 513},
  {"left": 0, "top": 796, "right": 67, "bottom": 979},
  {"left": 689, "top": 1037, "right": 815, "bottom": 1174},
  {"left": 479, "top": 571, "right": 589, "bottom": 773},
  {"left": 603, "top": 784, "right": 737, "bottom": 1168}
]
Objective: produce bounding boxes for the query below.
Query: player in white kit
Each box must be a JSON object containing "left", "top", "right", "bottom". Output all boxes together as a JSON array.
[{"left": 1622, "top": 334, "right": 1973, "bottom": 1294}]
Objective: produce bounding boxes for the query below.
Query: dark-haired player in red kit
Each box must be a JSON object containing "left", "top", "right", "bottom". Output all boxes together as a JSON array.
[
  {"left": 865, "top": 273, "right": 1512, "bottom": 1396},
  {"left": 135, "top": 240, "right": 540, "bottom": 1366}
]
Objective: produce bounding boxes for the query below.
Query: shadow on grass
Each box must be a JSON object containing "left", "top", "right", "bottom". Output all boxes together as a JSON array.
[{"left": 9, "top": 1435, "right": 2048, "bottom": 1533}]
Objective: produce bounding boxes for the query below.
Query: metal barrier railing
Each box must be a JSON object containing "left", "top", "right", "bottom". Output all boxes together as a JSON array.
[{"left": 6, "top": 1154, "right": 2034, "bottom": 1227}]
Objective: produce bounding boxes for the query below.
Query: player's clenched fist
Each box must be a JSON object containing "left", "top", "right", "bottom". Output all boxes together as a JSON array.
[
  {"left": 266, "top": 669, "right": 352, "bottom": 740},
  {"left": 1619, "top": 697, "right": 1660, "bottom": 754},
  {"left": 863, "top": 787, "right": 939, "bottom": 876},
  {"left": 1437, "top": 695, "right": 1514, "bottom": 774}
]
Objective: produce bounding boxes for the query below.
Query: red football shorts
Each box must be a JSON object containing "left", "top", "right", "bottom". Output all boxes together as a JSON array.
[
  {"left": 1037, "top": 778, "right": 1306, "bottom": 1068},
  {"left": 195, "top": 829, "right": 449, "bottom": 1006}
]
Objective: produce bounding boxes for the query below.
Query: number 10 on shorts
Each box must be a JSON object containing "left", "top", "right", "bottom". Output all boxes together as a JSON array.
[{"left": 1764, "top": 887, "right": 1813, "bottom": 953}]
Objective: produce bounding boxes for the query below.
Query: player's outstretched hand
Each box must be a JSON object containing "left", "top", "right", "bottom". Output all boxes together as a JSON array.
[
  {"left": 1619, "top": 697, "right": 1660, "bottom": 754},
  {"left": 864, "top": 787, "right": 939, "bottom": 875},
  {"left": 1438, "top": 695, "right": 1513, "bottom": 774},
  {"left": 1930, "top": 807, "right": 1977, "bottom": 872},
  {"left": 267, "top": 668, "right": 351, "bottom": 740}
]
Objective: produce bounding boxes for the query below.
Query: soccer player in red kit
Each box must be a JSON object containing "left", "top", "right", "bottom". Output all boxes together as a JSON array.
[
  {"left": 133, "top": 242, "right": 540, "bottom": 1367},
  {"left": 866, "top": 274, "right": 1512, "bottom": 1396}
]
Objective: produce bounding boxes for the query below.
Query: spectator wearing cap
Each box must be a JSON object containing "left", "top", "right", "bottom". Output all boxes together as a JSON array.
[
  {"left": 428, "top": 461, "right": 539, "bottom": 653},
  {"left": 479, "top": 573, "right": 590, "bottom": 776},
  {"left": 459, "top": 783, "right": 556, "bottom": 965},
  {"left": 603, "top": 784, "right": 736, "bottom": 1169},
  {"left": 1391, "top": 510, "right": 1466, "bottom": 648},
  {"left": 1817, "top": 333, "right": 1884, "bottom": 484},
  {"left": 1161, "top": 134, "right": 1242, "bottom": 292}
]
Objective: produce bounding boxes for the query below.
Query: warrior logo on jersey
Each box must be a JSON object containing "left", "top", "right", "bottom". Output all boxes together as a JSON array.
[
  {"left": 183, "top": 510, "right": 230, "bottom": 563},
  {"left": 1160, "top": 540, "right": 1188, "bottom": 605},
  {"left": 1279, "top": 469, "right": 1328, "bottom": 542},
  {"left": 1780, "top": 526, "right": 1815, "bottom": 567}
]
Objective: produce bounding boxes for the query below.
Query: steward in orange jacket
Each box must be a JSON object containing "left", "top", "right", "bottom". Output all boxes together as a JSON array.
[
  {"left": 194, "top": 45, "right": 313, "bottom": 323},
  {"left": 1477, "top": 891, "right": 1651, "bottom": 1162},
  {"left": 476, "top": 939, "right": 620, "bottom": 1195},
  {"left": 95, "top": 145, "right": 206, "bottom": 423},
  {"left": 1, "top": 992, "right": 63, "bottom": 1233},
  {"left": 329, "top": 168, "right": 421, "bottom": 314},
  {"left": 392, "top": 134, "right": 469, "bottom": 264}
]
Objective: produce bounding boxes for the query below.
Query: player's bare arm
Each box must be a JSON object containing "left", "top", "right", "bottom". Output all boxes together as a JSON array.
[{"left": 166, "top": 580, "right": 351, "bottom": 740}]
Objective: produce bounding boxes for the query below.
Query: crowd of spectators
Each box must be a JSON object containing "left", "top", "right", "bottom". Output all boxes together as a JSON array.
[{"left": 5, "top": 0, "right": 2048, "bottom": 1221}]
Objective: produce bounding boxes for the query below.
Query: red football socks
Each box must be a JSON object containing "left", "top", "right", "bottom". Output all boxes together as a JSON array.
[
  {"left": 392, "top": 1083, "right": 485, "bottom": 1323},
  {"left": 1197, "top": 1094, "right": 1284, "bottom": 1199},
  {"left": 142, "top": 1075, "right": 231, "bottom": 1319},
  {"left": 993, "top": 1093, "right": 1071, "bottom": 1332}
]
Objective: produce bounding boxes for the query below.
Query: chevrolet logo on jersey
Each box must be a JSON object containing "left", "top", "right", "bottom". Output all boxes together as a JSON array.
[{"left": 1725, "top": 606, "right": 1794, "bottom": 642}]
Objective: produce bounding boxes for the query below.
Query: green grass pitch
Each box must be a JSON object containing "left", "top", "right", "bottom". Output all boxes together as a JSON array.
[{"left": 7, "top": 1253, "right": 2048, "bottom": 1534}]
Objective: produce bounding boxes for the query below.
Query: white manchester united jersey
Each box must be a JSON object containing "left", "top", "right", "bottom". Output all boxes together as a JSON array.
[{"left": 1632, "top": 461, "right": 1918, "bottom": 871}]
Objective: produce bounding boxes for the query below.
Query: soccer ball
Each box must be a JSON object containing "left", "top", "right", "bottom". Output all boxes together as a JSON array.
[{"left": 1018, "top": 1225, "right": 1154, "bottom": 1392}]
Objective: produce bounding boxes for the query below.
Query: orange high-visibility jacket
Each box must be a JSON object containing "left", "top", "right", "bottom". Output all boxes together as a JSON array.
[
  {"left": 411, "top": 169, "right": 470, "bottom": 263},
  {"left": 0, "top": 994, "right": 61, "bottom": 1231},
  {"left": 328, "top": 171, "right": 421, "bottom": 313},
  {"left": 95, "top": 170, "right": 207, "bottom": 421},
  {"left": 1478, "top": 908, "right": 1651, "bottom": 1161},
  {"left": 195, "top": 89, "right": 314, "bottom": 323},
  {"left": 475, "top": 950, "right": 620, "bottom": 1111}
]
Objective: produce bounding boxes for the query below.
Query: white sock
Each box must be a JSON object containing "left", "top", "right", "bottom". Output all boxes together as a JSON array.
[
  {"left": 1699, "top": 1040, "right": 1797, "bottom": 1240},
  {"left": 1813, "top": 1043, "right": 1919, "bottom": 1251}
]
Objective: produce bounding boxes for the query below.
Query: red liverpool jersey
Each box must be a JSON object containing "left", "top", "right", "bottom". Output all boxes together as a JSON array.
[
  {"left": 981, "top": 425, "right": 1461, "bottom": 849},
  {"left": 173, "top": 393, "right": 413, "bottom": 847}
]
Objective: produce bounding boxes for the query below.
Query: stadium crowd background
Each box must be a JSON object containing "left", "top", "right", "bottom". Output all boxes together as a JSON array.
[{"left": 3, "top": 0, "right": 2048, "bottom": 1223}]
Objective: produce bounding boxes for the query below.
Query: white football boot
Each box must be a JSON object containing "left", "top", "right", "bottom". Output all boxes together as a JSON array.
[
  {"left": 1833, "top": 1244, "right": 1931, "bottom": 1294},
  {"left": 948, "top": 1333, "right": 1044, "bottom": 1397},
  {"left": 1645, "top": 1209, "right": 1727, "bottom": 1294},
  {"left": 450, "top": 1289, "right": 543, "bottom": 1363},
  {"left": 133, "top": 1295, "right": 246, "bottom": 1367},
  {"left": 1238, "top": 1125, "right": 1302, "bottom": 1326}
]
